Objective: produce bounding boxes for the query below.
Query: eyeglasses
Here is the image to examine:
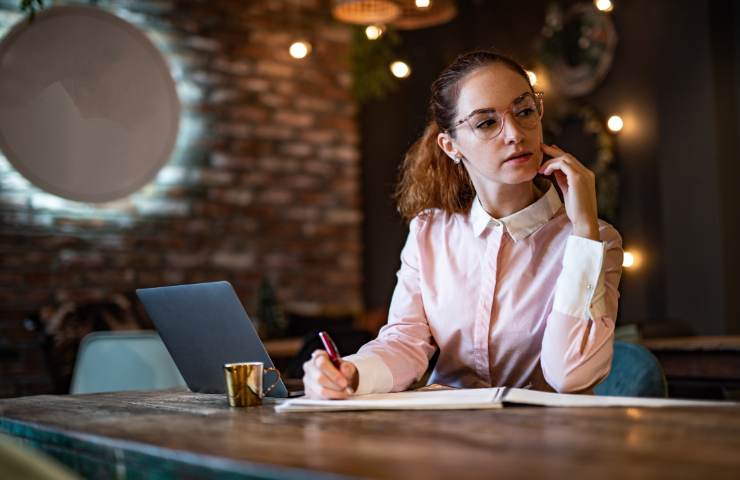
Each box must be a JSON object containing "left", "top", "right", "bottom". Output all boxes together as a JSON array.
[{"left": 447, "top": 91, "right": 544, "bottom": 140}]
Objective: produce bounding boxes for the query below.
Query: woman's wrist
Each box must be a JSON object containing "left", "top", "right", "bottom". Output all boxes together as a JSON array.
[{"left": 572, "top": 220, "right": 600, "bottom": 241}]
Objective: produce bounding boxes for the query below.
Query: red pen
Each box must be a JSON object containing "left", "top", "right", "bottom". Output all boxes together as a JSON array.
[{"left": 318, "top": 331, "right": 342, "bottom": 369}]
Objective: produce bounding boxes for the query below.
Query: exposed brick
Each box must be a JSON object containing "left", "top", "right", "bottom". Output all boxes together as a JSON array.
[
  {"left": 259, "top": 190, "right": 293, "bottom": 205},
  {"left": 253, "top": 125, "right": 293, "bottom": 140},
  {"left": 237, "top": 77, "right": 271, "bottom": 92},
  {"left": 295, "top": 97, "right": 337, "bottom": 113},
  {"left": 259, "top": 93, "right": 288, "bottom": 108},
  {"left": 183, "top": 35, "right": 221, "bottom": 52},
  {"left": 273, "top": 111, "right": 315, "bottom": 129},
  {"left": 211, "top": 89, "right": 243, "bottom": 103},
  {"left": 280, "top": 142, "right": 314, "bottom": 157},
  {"left": 301, "top": 129, "right": 339, "bottom": 144},
  {"left": 166, "top": 251, "right": 209, "bottom": 268},
  {"left": 325, "top": 209, "right": 362, "bottom": 225},
  {"left": 256, "top": 60, "right": 294, "bottom": 78},
  {"left": 211, "top": 152, "right": 256, "bottom": 169},
  {"left": 212, "top": 58, "right": 252, "bottom": 76},
  {"left": 209, "top": 189, "right": 253, "bottom": 206},
  {"left": 212, "top": 252, "right": 254, "bottom": 270}
]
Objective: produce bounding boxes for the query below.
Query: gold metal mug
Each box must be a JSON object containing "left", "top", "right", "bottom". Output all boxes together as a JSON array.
[{"left": 223, "top": 362, "right": 281, "bottom": 407}]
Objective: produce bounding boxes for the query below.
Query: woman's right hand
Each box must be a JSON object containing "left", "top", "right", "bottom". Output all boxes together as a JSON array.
[{"left": 302, "top": 350, "right": 359, "bottom": 399}]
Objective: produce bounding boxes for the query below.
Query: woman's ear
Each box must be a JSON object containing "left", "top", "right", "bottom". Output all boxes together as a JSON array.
[{"left": 437, "top": 132, "right": 458, "bottom": 160}]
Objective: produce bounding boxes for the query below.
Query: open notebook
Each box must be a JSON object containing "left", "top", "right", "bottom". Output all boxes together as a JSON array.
[{"left": 274, "top": 387, "right": 736, "bottom": 413}]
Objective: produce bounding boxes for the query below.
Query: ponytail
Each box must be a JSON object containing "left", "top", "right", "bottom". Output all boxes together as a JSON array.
[{"left": 394, "top": 121, "right": 475, "bottom": 223}]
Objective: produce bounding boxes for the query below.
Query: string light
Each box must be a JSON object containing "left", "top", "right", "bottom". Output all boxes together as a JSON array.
[
  {"left": 607, "top": 115, "right": 624, "bottom": 133},
  {"left": 390, "top": 61, "right": 411, "bottom": 78},
  {"left": 415, "top": 0, "right": 432, "bottom": 8},
  {"left": 365, "top": 25, "right": 384, "bottom": 40},
  {"left": 623, "top": 250, "right": 642, "bottom": 269},
  {"left": 526, "top": 70, "right": 537, "bottom": 86},
  {"left": 289, "top": 40, "right": 311, "bottom": 59},
  {"left": 594, "top": 0, "right": 614, "bottom": 12}
]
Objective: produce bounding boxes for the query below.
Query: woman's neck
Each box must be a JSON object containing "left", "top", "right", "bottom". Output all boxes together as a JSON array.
[{"left": 476, "top": 180, "right": 541, "bottom": 219}]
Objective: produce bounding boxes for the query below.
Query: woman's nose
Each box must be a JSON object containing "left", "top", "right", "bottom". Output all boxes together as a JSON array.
[{"left": 502, "top": 112, "right": 524, "bottom": 144}]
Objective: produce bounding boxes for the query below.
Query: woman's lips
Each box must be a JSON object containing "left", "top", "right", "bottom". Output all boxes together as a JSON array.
[{"left": 504, "top": 152, "right": 533, "bottom": 164}]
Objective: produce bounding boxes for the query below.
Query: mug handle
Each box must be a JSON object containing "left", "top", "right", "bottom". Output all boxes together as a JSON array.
[{"left": 262, "top": 367, "right": 281, "bottom": 396}]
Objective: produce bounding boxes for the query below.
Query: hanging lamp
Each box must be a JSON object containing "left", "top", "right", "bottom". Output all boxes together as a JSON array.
[
  {"left": 391, "top": 0, "right": 457, "bottom": 30},
  {"left": 331, "top": 0, "right": 402, "bottom": 25}
]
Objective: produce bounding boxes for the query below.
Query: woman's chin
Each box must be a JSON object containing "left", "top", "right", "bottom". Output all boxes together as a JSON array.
[{"left": 503, "top": 166, "right": 539, "bottom": 183}]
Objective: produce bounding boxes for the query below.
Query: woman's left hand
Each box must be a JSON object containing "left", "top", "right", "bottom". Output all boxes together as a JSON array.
[{"left": 538, "top": 143, "right": 600, "bottom": 241}]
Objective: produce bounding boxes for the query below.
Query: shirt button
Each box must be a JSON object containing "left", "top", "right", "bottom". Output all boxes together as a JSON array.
[{"left": 586, "top": 283, "right": 593, "bottom": 290}]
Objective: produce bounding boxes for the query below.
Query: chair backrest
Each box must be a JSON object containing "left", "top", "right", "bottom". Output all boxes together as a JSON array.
[
  {"left": 0, "top": 432, "right": 79, "bottom": 480},
  {"left": 70, "top": 331, "right": 187, "bottom": 394},
  {"left": 594, "top": 341, "right": 668, "bottom": 397}
]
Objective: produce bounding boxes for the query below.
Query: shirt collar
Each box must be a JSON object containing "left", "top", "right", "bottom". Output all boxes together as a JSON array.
[{"left": 470, "top": 180, "right": 563, "bottom": 241}]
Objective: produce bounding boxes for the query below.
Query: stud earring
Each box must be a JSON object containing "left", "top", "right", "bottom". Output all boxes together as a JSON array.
[{"left": 453, "top": 153, "right": 464, "bottom": 165}]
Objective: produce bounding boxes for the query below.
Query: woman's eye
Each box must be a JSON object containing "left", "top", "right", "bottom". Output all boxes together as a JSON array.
[
  {"left": 475, "top": 118, "right": 499, "bottom": 129},
  {"left": 516, "top": 107, "right": 535, "bottom": 117}
]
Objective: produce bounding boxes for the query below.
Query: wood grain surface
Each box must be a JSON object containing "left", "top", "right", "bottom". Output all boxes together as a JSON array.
[{"left": 2, "top": 389, "right": 740, "bottom": 479}]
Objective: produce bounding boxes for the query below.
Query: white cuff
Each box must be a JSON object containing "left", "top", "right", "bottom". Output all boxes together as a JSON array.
[
  {"left": 553, "top": 235, "right": 605, "bottom": 319},
  {"left": 342, "top": 352, "right": 394, "bottom": 395}
]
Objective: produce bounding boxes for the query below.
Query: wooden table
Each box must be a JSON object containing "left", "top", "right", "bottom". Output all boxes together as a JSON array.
[{"left": 1, "top": 390, "right": 739, "bottom": 479}]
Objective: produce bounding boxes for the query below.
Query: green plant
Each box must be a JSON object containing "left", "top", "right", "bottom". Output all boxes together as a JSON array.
[{"left": 349, "top": 26, "right": 402, "bottom": 103}]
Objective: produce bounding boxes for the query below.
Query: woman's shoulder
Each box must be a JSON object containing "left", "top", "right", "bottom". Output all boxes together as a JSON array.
[{"left": 410, "top": 208, "right": 470, "bottom": 234}]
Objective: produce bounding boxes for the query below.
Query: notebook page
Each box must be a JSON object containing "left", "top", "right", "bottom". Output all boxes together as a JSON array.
[
  {"left": 275, "top": 387, "right": 505, "bottom": 412},
  {"left": 502, "top": 388, "right": 738, "bottom": 407}
]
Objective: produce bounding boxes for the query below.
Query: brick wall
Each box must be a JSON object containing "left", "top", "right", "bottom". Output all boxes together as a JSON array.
[{"left": 0, "top": 0, "right": 362, "bottom": 397}]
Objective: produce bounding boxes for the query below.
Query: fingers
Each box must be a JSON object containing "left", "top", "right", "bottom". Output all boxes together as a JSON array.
[
  {"left": 302, "top": 350, "right": 354, "bottom": 399},
  {"left": 541, "top": 143, "right": 565, "bottom": 156},
  {"left": 340, "top": 361, "right": 356, "bottom": 380},
  {"left": 539, "top": 157, "right": 578, "bottom": 177},
  {"left": 539, "top": 144, "right": 592, "bottom": 177}
]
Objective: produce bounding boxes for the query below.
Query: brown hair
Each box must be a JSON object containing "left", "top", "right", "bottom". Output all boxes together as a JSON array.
[{"left": 394, "top": 50, "right": 534, "bottom": 222}]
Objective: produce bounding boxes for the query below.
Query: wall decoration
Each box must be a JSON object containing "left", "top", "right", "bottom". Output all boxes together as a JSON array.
[
  {"left": 537, "top": 2, "right": 617, "bottom": 97},
  {"left": 0, "top": 5, "right": 180, "bottom": 202}
]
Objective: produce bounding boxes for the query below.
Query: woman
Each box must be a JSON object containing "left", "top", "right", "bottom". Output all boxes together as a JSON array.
[{"left": 303, "top": 50, "right": 623, "bottom": 398}]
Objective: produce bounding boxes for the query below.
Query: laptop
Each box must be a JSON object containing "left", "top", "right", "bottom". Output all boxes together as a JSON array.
[{"left": 136, "top": 281, "right": 304, "bottom": 397}]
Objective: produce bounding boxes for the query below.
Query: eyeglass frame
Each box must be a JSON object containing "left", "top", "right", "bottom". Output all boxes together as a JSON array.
[{"left": 445, "top": 91, "right": 545, "bottom": 139}]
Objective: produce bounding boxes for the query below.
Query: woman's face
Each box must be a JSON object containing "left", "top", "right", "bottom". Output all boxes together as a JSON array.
[{"left": 439, "top": 63, "right": 544, "bottom": 186}]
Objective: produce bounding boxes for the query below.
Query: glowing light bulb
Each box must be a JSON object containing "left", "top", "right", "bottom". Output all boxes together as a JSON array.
[
  {"left": 289, "top": 41, "right": 311, "bottom": 59},
  {"left": 607, "top": 115, "right": 624, "bottom": 133},
  {"left": 622, "top": 250, "right": 642, "bottom": 269},
  {"left": 526, "top": 70, "right": 537, "bottom": 86},
  {"left": 390, "top": 61, "right": 411, "bottom": 78},
  {"left": 594, "top": 0, "right": 614, "bottom": 12},
  {"left": 415, "top": 0, "right": 431, "bottom": 8},
  {"left": 365, "top": 25, "right": 384, "bottom": 40}
]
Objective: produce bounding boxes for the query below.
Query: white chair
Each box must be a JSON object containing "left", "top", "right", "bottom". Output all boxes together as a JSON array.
[
  {"left": 0, "top": 432, "right": 79, "bottom": 479},
  {"left": 70, "top": 331, "right": 186, "bottom": 394}
]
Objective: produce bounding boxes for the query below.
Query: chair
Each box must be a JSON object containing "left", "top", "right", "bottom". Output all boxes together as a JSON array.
[
  {"left": 0, "top": 432, "right": 79, "bottom": 479},
  {"left": 594, "top": 341, "right": 668, "bottom": 397},
  {"left": 70, "top": 331, "right": 186, "bottom": 394}
]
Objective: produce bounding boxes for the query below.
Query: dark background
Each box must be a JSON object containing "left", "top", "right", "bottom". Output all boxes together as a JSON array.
[
  {"left": 361, "top": 0, "right": 740, "bottom": 336},
  {"left": 1, "top": 0, "right": 738, "bottom": 398}
]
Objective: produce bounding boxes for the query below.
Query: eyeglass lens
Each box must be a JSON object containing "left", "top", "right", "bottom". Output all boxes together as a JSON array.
[{"left": 466, "top": 94, "right": 541, "bottom": 140}]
